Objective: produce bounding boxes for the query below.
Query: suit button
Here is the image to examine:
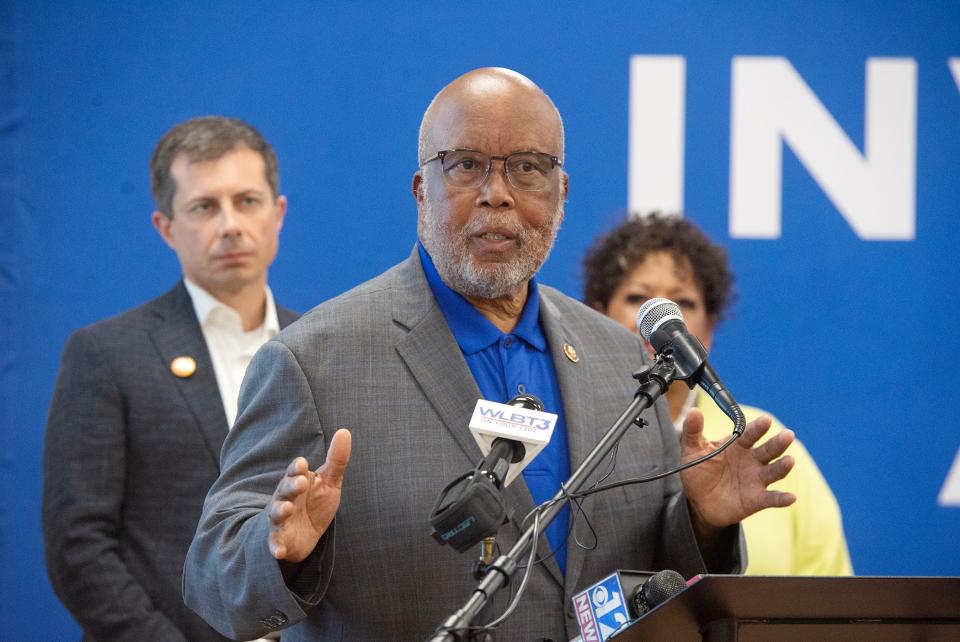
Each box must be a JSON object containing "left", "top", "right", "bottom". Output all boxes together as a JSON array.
[{"left": 260, "top": 611, "right": 288, "bottom": 630}]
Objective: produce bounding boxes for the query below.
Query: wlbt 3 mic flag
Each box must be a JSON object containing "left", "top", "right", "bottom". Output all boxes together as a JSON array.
[{"left": 468, "top": 396, "right": 557, "bottom": 486}]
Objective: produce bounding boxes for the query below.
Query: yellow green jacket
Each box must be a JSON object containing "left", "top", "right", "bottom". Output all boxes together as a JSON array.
[{"left": 697, "top": 394, "right": 854, "bottom": 576}]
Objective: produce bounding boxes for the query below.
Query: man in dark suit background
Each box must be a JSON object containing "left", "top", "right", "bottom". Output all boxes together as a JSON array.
[{"left": 42, "top": 116, "right": 297, "bottom": 641}]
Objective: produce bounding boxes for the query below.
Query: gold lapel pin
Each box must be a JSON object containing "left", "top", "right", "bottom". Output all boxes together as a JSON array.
[
  {"left": 170, "top": 355, "right": 197, "bottom": 378},
  {"left": 563, "top": 342, "right": 580, "bottom": 363}
]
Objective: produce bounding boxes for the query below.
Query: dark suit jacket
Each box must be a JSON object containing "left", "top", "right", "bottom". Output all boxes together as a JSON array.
[
  {"left": 184, "top": 250, "right": 742, "bottom": 641},
  {"left": 42, "top": 282, "right": 297, "bottom": 641}
]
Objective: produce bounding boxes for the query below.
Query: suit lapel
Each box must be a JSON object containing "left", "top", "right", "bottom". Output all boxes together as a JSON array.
[
  {"left": 539, "top": 289, "right": 601, "bottom": 598},
  {"left": 393, "top": 252, "right": 573, "bottom": 589},
  {"left": 392, "top": 255, "right": 482, "bottom": 464},
  {"left": 149, "top": 283, "right": 229, "bottom": 466}
]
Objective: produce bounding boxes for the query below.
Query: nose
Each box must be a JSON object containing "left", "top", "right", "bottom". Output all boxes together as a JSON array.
[
  {"left": 217, "top": 203, "right": 242, "bottom": 237},
  {"left": 475, "top": 160, "right": 515, "bottom": 209}
]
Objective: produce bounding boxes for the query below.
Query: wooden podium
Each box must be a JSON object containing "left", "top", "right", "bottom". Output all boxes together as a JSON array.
[{"left": 611, "top": 575, "right": 960, "bottom": 641}]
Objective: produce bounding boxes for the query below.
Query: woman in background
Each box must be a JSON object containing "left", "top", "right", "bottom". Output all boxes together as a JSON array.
[{"left": 582, "top": 213, "right": 853, "bottom": 576}]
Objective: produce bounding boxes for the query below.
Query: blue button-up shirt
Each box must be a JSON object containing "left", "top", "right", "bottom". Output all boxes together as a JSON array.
[{"left": 418, "top": 244, "right": 572, "bottom": 574}]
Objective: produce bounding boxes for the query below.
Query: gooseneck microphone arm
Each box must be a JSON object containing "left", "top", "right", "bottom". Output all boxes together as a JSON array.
[{"left": 427, "top": 356, "right": 678, "bottom": 641}]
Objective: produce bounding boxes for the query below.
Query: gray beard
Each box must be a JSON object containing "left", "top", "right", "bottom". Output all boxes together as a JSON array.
[{"left": 420, "top": 195, "right": 563, "bottom": 300}]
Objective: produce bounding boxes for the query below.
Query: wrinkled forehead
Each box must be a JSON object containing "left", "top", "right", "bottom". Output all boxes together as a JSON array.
[{"left": 424, "top": 80, "right": 564, "bottom": 157}]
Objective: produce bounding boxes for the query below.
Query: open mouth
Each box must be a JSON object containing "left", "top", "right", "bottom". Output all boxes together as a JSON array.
[
  {"left": 472, "top": 234, "right": 515, "bottom": 252},
  {"left": 470, "top": 226, "right": 521, "bottom": 253}
]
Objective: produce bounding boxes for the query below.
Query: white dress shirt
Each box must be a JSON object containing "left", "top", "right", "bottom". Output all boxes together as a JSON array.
[{"left": 184, "top": 278, "right": 280, "bottom": 427}]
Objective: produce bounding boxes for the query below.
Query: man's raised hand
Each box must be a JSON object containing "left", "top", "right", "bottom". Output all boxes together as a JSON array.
[{"left": 267, "top": 428, "right": 352, "bottom": 563}]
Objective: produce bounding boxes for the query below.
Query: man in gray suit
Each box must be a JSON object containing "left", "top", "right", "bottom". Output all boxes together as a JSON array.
[
  {"left": 185, "top": 69, "right": 796, "bottom": 641},
  {"left": 43, "top": 116, "right": 297, "bottom": 641}
]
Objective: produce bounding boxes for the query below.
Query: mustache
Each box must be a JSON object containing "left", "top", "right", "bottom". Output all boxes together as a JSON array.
[{"left": 461, "top": 212, "right": 528, "bottom": 244}]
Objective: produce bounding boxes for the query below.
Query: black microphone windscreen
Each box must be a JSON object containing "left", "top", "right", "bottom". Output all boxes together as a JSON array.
[{"left": 633, "top": 569, "right": 686, "bottom": 615}]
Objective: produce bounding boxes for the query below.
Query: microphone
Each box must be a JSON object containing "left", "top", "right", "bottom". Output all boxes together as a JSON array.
[
  {"left": 635, "top": 297, "right": 743, "bottom": 432},
  {"left": 429, "top": 394, "right": 557, "bottom": 552},
  {"left": 572, "top": 569, "right": 686, "bottom": 641},
  {"left": 468, "top": 393, "right": 556, "bottom": 486},
  {"left": 630, "top": 569, "right": 686, "bottom": 616}
]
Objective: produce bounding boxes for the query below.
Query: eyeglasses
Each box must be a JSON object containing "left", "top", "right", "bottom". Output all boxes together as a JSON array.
[{"left": 421, "top": 149, "right": 563, "bottom": 192}]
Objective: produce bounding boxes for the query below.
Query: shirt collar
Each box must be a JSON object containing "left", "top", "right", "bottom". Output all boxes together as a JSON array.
[
  {"left": 417, "top": 243, "right": 546, "bottom": 355},
  {"left": 183, "top": 277, "right": 279, "bottom": 337}
]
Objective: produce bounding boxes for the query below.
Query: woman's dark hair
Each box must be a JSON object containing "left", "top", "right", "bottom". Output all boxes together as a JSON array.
[{"left": 582, "top": 213, "right": 735, "bottom": 323}]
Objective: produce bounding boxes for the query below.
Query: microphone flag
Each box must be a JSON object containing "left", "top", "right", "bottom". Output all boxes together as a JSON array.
[
  {"left": 468, "top": 398, "right": 557, "bottom": 486},
  {"left": 571, "top": 572, "right": 631, "bottom": 642}
]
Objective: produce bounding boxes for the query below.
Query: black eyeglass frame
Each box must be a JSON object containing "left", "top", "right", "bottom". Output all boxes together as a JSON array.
[{"left": 420, "top": 148, "right": 563, "bottom": 192}]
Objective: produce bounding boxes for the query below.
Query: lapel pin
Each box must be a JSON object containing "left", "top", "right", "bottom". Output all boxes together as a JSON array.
[
  {"left": 562, "top": 342, "right": 580, "bottom": 363},
  {"left": 170, "top": 355, "right": 197, "bottom": 378}
]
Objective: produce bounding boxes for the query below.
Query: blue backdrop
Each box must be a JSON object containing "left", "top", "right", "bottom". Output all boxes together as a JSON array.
[{"left": 2, "top": 2, "right": 958, "bottom": 638}]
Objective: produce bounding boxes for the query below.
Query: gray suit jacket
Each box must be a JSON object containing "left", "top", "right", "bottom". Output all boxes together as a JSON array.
[
  {"left": 184, "top": 250, "right": 741, "bottom": 641},
  {"left": 43, "top": 282, "right": 298, "bottom": 641}
]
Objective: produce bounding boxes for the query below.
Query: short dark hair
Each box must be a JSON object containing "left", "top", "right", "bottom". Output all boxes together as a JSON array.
[
  {"left": 150, "top": 116, "right": 279, "bottom": 217},
  {"left": 582, "top": 213, "right": 736, "bottom": 323}
]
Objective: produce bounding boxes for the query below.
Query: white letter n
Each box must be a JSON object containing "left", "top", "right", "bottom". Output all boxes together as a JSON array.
[{"left": 730, "top": 57, "right": 916, "bottom": 240}]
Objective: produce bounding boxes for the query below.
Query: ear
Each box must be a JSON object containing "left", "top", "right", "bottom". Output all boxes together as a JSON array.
[
  {"left": 412, "top": 171, "right": 424, "bottom": 204},
  {"left": 274, "top": 195, "right": 288, "bottom": 231},
  {"left": 151, "top": 211, "right": 176, "bottom": 250},
  {"left": 561, "top": 171, "right": 569, "bottom": 201},
  {"left": 591, "top": 300, "right": 606, "bottom": 314}
]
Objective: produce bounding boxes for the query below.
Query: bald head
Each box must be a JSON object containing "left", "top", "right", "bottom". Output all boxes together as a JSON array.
[
  {"left": 412, "top": 68, "right": 568, "bottom": 304},
  {"left": 418, "top": 67, "right": 564, "bottom": 164}
]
